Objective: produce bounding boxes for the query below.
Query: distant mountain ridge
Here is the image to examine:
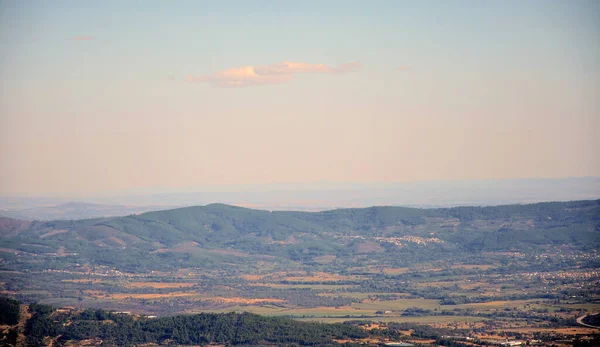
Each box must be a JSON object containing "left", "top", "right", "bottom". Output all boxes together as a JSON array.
[
  {"left": 3, "top": 177, "right": 599, "bottom": 219},
  {"left": 0, "top": 201, "right": 174, "bottom": 221},
  {"left": 0, "top": 200, "right": 599, "bottom": 272}
]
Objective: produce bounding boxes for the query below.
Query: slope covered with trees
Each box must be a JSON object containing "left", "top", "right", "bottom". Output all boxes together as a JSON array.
[
  {"left": 0, "top": 200, "right": 598, "bottom": 272},
  {"left": 22, "top": 300, "right": 367, "bottom": 346}
]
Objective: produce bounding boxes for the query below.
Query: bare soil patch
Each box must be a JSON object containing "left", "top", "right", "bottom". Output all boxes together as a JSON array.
[{"left": 126, "top": 282, "right": 195, "bottom": 289}]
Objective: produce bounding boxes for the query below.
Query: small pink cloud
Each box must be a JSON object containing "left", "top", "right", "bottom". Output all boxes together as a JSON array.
[
  {"left": 186, "top": 61, "right": 361, "bottom": 88},
  {"left": 68, "top": 36, "right": 94, "bottom": 41},
  {"left": 397, "top": 65, "right": 411, "bottom": 71}
]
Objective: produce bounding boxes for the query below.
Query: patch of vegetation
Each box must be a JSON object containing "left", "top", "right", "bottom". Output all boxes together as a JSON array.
[
  {"left": 0, "top": 296, "right": 20, "bottom": 325},
  {"left": 23, "top": 301, "right": 368, "bottom": 346}
]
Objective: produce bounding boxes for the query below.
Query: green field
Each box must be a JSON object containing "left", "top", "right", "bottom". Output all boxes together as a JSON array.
[
  {"left": 193, "top": 298, "right": 444, "bottom": 318},
  {"left": 353, "top": 298, "right": 441, "bottom": 311},
  {"left": 295, "top": 315, "right": 486, "bottom": 324}
]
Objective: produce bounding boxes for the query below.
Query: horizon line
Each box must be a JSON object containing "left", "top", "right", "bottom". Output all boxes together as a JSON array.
[{"left": 1, "top": 176, "right": 598, "bottom": 200}]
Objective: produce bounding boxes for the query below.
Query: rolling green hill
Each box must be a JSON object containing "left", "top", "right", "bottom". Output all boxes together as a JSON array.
[{"left": 0, "top": 200, "right": 598, "bottom": 272}]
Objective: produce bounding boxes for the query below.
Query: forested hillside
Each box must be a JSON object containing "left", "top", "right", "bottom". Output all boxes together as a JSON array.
[
  {"left": 17, "top": 300, "right": 367, "bottom": 346},
  {"left": 0, "top": 200, "right": 599, "bottom": 273}
]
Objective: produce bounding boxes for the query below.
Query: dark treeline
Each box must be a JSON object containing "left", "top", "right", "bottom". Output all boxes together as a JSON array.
[
  {"left": 24, "top": 302, "right": 368, "bottom": 347},
  {"left": 0, "top": 296, "right": 20, "bottom": 325},
  {"left": 0, "top": 297, "right": 20, "bottom": 346}
]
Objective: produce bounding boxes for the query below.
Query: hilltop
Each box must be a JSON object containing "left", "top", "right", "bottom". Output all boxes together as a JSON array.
[{"left": 0, "top": 200, "right": 599, "bottom": 273}]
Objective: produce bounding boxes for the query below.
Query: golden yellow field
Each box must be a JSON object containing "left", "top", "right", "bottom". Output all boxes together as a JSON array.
[
  {"left": 247, "top": 283, "right": 354, "bottom": 289},
  {"left": 280, "top": 271, "right": 365, "bottom": 282},
  {"left": 104, "top": 292, "right": 197, "bottom": 299},
  {"left": 240, "top": 274, "right": 267, "bottom": 281},
  {"left": 382, "top": 268, "right": 410, "bottom": 275},
  {"left": 125, "top": 282, "right": 195, "bottom": 289},
  {"left": 206, "top": 297, "right": 284, "bottom": 304}
]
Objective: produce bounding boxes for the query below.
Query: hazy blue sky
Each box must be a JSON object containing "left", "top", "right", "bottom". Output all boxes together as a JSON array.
[{"left": 0, "top": 1, "right": 598, "bottom": 196}]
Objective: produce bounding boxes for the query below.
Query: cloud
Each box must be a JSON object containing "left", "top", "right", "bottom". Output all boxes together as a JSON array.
[
  {"left": 397, "top": 65, "right": 411, "bottom": 71},
  {"left": 186, "top": 61, "right": 361, "bottom": 87},
  {"left": 68, "top": 36, "right": 94, "bottom": 41}
]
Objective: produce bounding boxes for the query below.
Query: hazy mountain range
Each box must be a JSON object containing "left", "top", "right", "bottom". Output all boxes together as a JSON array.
[
  {"left": 0, "top": 202, "right": 173, "bottom": 221},
  {"left": 1, "top": 177, "right": 599, "bottom": 221},
  {"left": 1, "top": 200, "right": 598, "bottom": 273}
]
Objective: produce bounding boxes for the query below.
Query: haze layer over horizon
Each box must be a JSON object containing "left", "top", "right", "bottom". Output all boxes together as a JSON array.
[{"left": 1, "top": 178, "right": 598, "bottom": 217}]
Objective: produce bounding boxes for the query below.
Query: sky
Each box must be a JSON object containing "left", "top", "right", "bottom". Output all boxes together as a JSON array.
[{"left": 0, "top": 0, "right": 599, "bottom": 197}]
